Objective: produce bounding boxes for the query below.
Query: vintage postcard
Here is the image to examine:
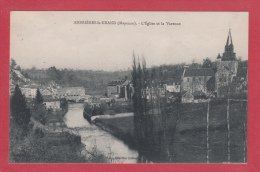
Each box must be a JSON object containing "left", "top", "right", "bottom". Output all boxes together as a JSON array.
[{"left": 8, "top": 11, "right": 249, "bottom": 164}]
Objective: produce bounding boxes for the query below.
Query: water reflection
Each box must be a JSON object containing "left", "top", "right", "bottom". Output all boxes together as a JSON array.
[{"left": 63, "top": 103, "right": 138, "bottom": 163}]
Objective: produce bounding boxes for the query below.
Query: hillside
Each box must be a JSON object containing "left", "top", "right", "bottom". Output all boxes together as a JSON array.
[
  {"left": 21, "top": 63, "right": 186, "bottom": 94},
  {"left": 94, "top": 101, "right": 247, "bottom": 163}
]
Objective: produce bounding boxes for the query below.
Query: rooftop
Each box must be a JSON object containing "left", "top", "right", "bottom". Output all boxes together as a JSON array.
[
  {"left": 184, "top": 68, "right": 214, "bottom": 77},
  {"left": 44, "top": 98, "right": 60, "bottom": 102}
]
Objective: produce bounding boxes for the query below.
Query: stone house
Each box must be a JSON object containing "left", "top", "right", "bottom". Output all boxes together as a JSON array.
[
  {"left": 182, "top": 68, "right": 215, "bottom": 94},
  {"left": 217, "top": 67, "right": 248, "bottom": 98},
  {"left": 163, "top": 80, "right": 181, "bottom": 93},
  {"left": 43, "top": 98, "right": 61, "bottom": 111},
  {"left": 106, "top": 79, "right": 130, "bottom": 99},
  {"left": 56, "top": 87, "right": 85, "bottom": 102}
]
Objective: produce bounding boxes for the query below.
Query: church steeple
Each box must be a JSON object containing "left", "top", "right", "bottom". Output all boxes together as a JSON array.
[
  {"left": 229, "top": 29, "right": 233, "bottom": 45},
  {"left": 222, "top": 29, "right": 236, "bottom": 61},
  {"left": 226, "top": 31, "right": 230, "bottom": 46}
]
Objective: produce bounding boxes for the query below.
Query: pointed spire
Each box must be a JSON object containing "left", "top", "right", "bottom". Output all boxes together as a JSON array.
[
  {"left": 229, "top": 29, "right": 233, "bottom": 45},
  {"left": 226, "top": 32, "right": 230, "bottom": 45}
]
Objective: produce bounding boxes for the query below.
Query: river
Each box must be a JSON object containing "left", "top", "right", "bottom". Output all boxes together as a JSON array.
[{"left": 63, "top": 103, "right": 138, "bottom": 163}]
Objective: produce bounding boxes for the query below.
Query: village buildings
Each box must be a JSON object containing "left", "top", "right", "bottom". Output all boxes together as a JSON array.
[
  {"left": 43, "top": 98, "right": 61, "bottom": 112},
  {"left": 215, "top": 30, "right": 248, "bottom": 98},
  {"left": 53, "top": 87, "right": 85, "bottom": 102},
  {"left": 181, "top": 68, "right": 215, "bottom": 103},
  {"left": 182, "top": 68, "right": 215, "bottom": 94},
  {"left": 106, "top": 78, "right": 131, "bottom": 100}
]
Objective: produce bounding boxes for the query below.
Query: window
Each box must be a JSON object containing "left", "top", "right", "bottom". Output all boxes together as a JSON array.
[
  {"left": 193, "top": 77, "right": 195, "bottom": 81},
  {"left": 187, "top": 78, "right": 189, "bottom": 82}
]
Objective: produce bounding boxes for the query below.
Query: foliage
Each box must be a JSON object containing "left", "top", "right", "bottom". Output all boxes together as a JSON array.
[
  {"left": 60, "top": 98, "right": 68, "bottom": 109},
  {"left": 10, "top": 58, "right": 17, "bottom": 69},
  {"left": 10, "top": 85, "right": 31, "bottom": 128},
  {"left": 132, "top": 55, "right": 153, "bottom": 158},
  {"left": 11, "top": 70, "right": 20, "bottom": 82},
  {"left": 23, "top": 66, "right": 132, "bottom": 93},
  {"left": 35, "top": 88, "right": 44, "bottom": 104},
  {"left": 238, "top": 60, "right": 248, "bottom": 67},
  {"left": 84, "top": 102, "right": 108, "bottom": 116},
  {"left": 202, "top": 57, "right": 213, "bottom": 68},
  {"left": 33, "top": 104, "right": 47, "bottom": 125},
  {"left": 112, "top": 102, "right": 133, "bottom": 114}
]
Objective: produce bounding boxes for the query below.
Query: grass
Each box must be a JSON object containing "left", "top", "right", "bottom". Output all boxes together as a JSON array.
[{"left": 94, "top": 101, "right": 247, "bottom": 163}]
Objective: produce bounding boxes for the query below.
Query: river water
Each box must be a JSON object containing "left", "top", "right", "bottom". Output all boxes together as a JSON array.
[{"left": 63, "top": 103, "right": 138, "bottom": 163}]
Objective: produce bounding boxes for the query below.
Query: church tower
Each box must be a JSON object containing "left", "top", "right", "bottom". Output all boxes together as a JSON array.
[
  {"left": 215, "top": 30, "right": 238, "bottom": 96},
  {"left": 222, "top": 29, "right": 236, "bottom": 61}
]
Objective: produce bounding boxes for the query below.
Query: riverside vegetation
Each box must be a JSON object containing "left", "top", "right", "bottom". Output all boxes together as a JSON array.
[
  {"left": 91, "top": 55, "right": 247, "bottom": 163},
  {"left": 9, "top": 85, "right": 109, "bottom": 163}
]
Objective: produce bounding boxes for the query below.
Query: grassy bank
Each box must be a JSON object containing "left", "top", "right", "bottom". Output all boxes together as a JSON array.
[
  {"left": 93, "top": 101, "right": 247, "bottom": 163},
  {"left": 94, "top": 116, "right": 136, "bottom": 148}
]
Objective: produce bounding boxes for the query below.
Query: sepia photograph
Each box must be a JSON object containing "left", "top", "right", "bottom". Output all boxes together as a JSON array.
[{"left": 9, "top": 11, "right": 248, "bottom": 163}]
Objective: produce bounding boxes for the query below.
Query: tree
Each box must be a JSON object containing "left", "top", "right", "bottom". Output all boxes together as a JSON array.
[
  {"left": 10, "top": 58, "right": 17, "bottom": 69},
  {"left": 35, "top": 88, "right": 44, "bottom": 104},
  {"left": 132, "top": 54, "right": 152, "bottom": 162},
  {"left": 98, "top": 103, "right": 108, "bottom": 115},
  {"left": 34, "top": 104, "right": 47, "bottom": 125},
  {"left": 202, "top": 58, "right": 213, "bottom": 68},
  {"left": 10, "top": 85, "right": 31, "bottom": 128}
]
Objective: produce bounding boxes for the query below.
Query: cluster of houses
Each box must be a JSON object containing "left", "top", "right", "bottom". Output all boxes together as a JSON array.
[
  {"left": 173, "top": 30, "right": 247, "bottom": 103},
  {"left": 172, "top": 30, "right": 248, "bottom": 103},
  {"left": 104, "top": 30, "right": 248, "bottom": 104},
  {"left": 10, "top": 30, "right": 248, "bottom": 110},
  {"left": 10, "top": 78, "right": 89, "bottom": 112}
]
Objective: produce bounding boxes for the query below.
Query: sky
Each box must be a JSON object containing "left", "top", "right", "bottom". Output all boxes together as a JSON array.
[{"left": 10, "top": 11, "right": 248, "bottom": 71}]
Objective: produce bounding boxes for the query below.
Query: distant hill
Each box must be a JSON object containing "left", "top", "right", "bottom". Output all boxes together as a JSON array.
[
  {"left": 10, "top": 62, "right": 31, "bottom": 86},
  {"left": 10, "top": 59, "right": 187, "bottom": 94},
  {"left": 22, "top": 67, "right": 132, "bottom": 94}
]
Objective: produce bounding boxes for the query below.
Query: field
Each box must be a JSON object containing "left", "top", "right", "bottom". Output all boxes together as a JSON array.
[{"left": 94, "top": 101, "right": 247, "bottom": 163}]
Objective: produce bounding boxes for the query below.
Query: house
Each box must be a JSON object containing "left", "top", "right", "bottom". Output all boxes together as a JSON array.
[
  {"left": 56, "top": 87, "right": 85, "bottom": 102},
  {"left": 217, "top": 81, "right": 248, "bottom": 98},
  {"left": 107, "top": 78, "right": 130, "bottom": 99},
  {"left": 90, "top": 99, "right": 107, "bottom": 108},
  {"left": 163, "top": 80, "right": 181, "bottom": 93},
  {"left": 40, "top": 88, "right": 52, "bottom": 96},
  {"left": 182, "top": 68, "right": 215, "bottom": 94},
  {"left": 43, "top": 99, "right": 61, "bottom": 111},
  {"left": 83, "top": 95, "right": 93, "bottom": 103},
  {"left": 181, "top": 67, "right": 214, "bottom": 103},
  {"left": 20, "top": 87, "right": 37, "bottom": 99},
  {"left": 144, "top": 87, "right": 166, "bottom": 100},
  {"left": 181, "top": 91, "right": 194, "bottom": 103}
]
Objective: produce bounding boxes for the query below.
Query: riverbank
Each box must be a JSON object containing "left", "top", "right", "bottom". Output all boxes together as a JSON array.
[
  {"left": 66, "top": 103, "right": 138, "bottom": 163},
  {"left": 92, "top": 101, "right": 247, "bottom": 163},
  {"left": 94, "top": 116, "right": 136, "bottom": 148}
]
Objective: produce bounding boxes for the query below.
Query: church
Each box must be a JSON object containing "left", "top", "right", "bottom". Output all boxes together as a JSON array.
[
  {"left": 181, "top": 30, "right": 248, "bottom": 102},
  {"left": 215, "top": 30, "right": 247, "bottom": 97}
]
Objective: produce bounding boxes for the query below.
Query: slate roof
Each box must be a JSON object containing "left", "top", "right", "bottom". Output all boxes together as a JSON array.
[
  {"left": 43, "top": 95, "right": 53, "bottom": 99},
  {"left": 44, "top": 99, "right": 60, "bottom": 102},
  {"left": 183, "top": 68, "right": 214, "bottom": 77}
]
